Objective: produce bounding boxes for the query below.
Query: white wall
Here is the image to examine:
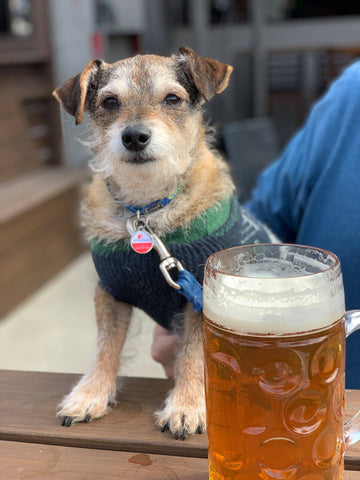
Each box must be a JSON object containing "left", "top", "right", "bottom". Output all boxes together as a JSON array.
[
  {"left": 49, "top": 0, "right": 95, "bottom": 84},
  {"left": 49, "top": 0, "right": 96, "bottom": 167}
]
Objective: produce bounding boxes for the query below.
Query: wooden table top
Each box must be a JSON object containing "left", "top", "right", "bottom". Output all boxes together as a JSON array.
[{"left": 1, "top": 370, "right": 359, "bottom": 479}]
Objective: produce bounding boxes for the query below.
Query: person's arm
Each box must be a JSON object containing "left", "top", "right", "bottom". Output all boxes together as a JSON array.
[
  {"left": 245, "top": 61, "right": 360, "bottom": 241},
  {"left": 151, "top": 325, "right": 180, "bottom": 379}
]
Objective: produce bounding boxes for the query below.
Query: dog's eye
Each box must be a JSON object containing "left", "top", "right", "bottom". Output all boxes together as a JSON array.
[
  {"left": 103, "top": 97, "right": 120, "bottom": 110},
  {"left": 164, "top": 94, "right": 181, "bottom": 107}
]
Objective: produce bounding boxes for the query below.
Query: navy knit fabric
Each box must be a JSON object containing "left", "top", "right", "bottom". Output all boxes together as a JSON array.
[{"left": 91, "top": 198, "right": 274, "bottom": 329}]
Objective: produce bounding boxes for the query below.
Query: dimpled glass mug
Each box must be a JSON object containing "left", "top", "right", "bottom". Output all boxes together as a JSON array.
[{"left": 203, "top": 244, "right": 360, "bottom": 480}]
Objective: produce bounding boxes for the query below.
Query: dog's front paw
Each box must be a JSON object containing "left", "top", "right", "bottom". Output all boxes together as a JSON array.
[
  {"left": 155, "top": 388, "right": 206, "bottom": 440},
  {"left": 57, "top": 376, "right": 117, "bottom": 427}
]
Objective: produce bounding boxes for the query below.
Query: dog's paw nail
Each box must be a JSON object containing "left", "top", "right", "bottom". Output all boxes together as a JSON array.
[
  {"left": 160, "top": 422, "right": 168, "bottom": 433},
  {"left": 65, "top": 416, "right": 73, "bottom": 427},
  {"left": 173, "top": 428, "right": 188, "bottom": 440},
  {"left": 84, "top": 414, "right": 91, "bottom": 423},
  {"left": 60, "top": 416, "right": 73, "bottom": 427},
  {"left": 196, "top": 425, "right": 204, "bottom": 434}
]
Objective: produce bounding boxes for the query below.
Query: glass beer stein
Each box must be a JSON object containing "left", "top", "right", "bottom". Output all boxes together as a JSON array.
[{"left": 203, "top": 244, "right": 360, "bottom": 480}]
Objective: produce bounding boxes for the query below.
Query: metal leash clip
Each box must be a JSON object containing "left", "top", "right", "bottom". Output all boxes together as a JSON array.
[
  {"left": 126, "top": 217, "right": 184, "bottom": 290},
  {"left": 151, "top": 232, "right": 184, "bottom": 290}
]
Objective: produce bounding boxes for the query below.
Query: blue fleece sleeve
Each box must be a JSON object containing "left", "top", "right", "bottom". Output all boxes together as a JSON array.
[{"left": 245, "top": 61, "right": 360, "bottom": 242}]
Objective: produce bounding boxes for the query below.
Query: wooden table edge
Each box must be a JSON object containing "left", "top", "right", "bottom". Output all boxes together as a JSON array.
[{"left": 0, "top": 431, "right": 208, "bottom": 458}]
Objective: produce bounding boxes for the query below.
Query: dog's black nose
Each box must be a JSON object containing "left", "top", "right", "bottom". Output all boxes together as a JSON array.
[{"left": 122, "top": 125, "right": 151, "bottom": 152}]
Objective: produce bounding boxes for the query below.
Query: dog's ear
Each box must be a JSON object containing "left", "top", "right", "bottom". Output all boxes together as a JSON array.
[
  {"left": 52, "top": 59, "right": 104, "bottom": 125},
  {"left": 179, "top": 47, "right": 233, "bottom": 101}
]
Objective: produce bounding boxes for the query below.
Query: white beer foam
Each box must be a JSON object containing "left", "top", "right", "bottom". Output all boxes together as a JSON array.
[{"left": 203, "top": 262, "right": 345, "bottom": 335}]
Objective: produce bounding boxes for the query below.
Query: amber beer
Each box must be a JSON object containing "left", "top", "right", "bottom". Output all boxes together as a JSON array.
[{"left": 203, "top": 245, "right": 348, "bottom": 480}]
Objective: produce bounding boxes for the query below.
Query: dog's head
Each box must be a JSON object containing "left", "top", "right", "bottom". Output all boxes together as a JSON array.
[{"left": 53, "top": 47, "right": 232, "bottom": 189}]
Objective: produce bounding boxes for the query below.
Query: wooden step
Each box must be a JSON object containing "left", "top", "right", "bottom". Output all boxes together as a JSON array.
[
  {"left": 0, "top": 167, "right": 89, "bottom": 318},
  {"left": 0, "top": 73, "right": 55, "bottom": 181}
]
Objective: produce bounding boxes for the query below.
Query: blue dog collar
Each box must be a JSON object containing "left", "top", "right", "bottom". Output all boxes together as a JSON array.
[{"left": 107, "top": 182, "right": 182, "bottom": 215}]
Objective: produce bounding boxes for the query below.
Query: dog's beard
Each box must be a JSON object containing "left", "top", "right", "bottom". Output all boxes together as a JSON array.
[
  {"left": 86, "top": 123, "right": 194, "bottom": 201},
  {"left": 87, "top": 148, "right": 190, "bottom": 208},
  {"left": 80, "top": 127, "right": 115, "bottom": 178}
]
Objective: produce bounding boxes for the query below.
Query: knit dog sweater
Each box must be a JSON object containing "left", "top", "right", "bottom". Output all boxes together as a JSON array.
[{"left": 91, "top": 196, "right": 274, "bottom": 329}]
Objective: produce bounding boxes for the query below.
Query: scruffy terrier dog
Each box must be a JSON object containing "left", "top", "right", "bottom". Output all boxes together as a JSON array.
[{"left": 53, "top": 47, "right": 275, "bottom": 439}]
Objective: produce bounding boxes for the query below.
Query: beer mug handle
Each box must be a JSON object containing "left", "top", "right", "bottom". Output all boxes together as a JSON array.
[{"left": 343, "top": 311, "right": 360, "bottom": 448}]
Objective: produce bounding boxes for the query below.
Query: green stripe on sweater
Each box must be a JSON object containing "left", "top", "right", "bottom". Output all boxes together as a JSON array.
[{"left": 91, "top": 197, "right": 233, "bottom": 254}]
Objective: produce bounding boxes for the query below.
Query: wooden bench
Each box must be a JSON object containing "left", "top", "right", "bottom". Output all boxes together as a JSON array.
[
  {"left": 0, "top": 167, "right": 88, "bottom": 317},
  {"left": 1, "top": 370, "right": 359, "bottom": 479}
]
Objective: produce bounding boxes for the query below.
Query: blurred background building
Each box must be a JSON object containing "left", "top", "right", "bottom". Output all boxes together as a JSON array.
[{"left": 1, "top": 0, "right": 360, "bottom": 373}]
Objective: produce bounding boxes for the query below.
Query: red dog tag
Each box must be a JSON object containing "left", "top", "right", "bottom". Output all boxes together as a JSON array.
[{"left": 130, "top": 229, "right": 153, "bottom": 254}]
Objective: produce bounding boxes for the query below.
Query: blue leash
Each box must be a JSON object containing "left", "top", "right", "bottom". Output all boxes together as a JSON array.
[{"left": 176, "top": 269, "right": 203, "bottom": 312}]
